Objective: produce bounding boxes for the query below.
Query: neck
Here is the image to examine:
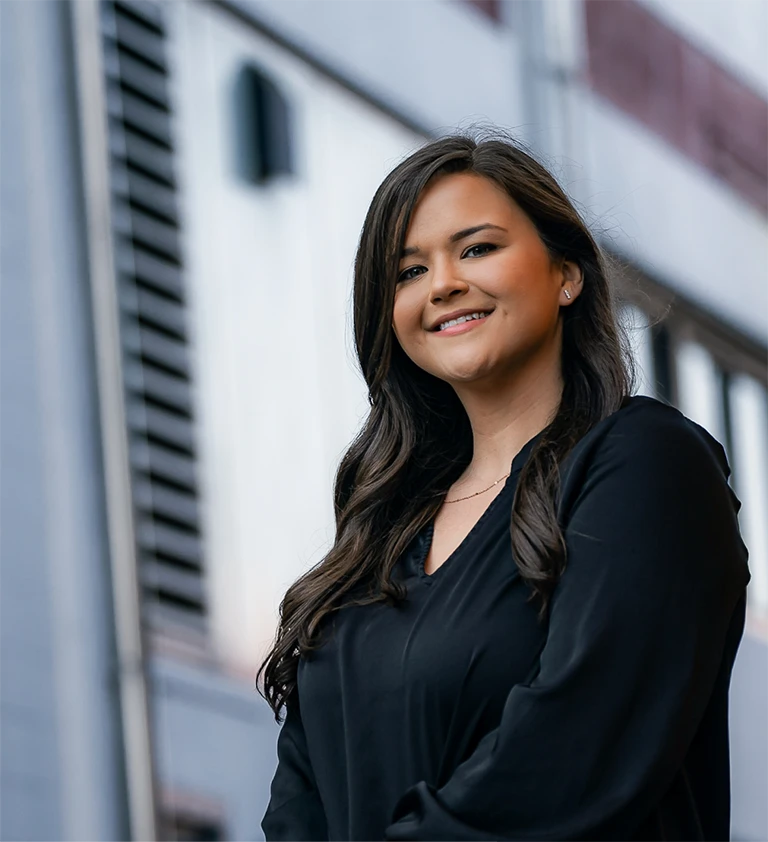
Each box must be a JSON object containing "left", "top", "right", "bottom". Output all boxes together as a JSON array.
[{"left": 451, "top": 362, "right": 563, "bottom": 486}]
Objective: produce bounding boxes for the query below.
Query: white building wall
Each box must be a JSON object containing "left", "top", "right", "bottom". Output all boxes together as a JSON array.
[
  {"left": 173, "top": 0, "right": 425, "bottom": 674},
  {"left": 230, "top": 0, "right": 768, "bottom": 350},
  {"left": 227, "top": 0, "right": 524, "bottom": 132},
  {"left": 577, "top": 93, "right": 767, "bottom": 348}
]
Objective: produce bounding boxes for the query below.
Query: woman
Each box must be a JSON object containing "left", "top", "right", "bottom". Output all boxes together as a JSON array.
[{"left": 258, "top": 132, "right": 751, "bottom": 841}]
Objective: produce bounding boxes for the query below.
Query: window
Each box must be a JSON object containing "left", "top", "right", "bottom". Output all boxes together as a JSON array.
[
  {"left": 620, "top": 303, "right": 674, "bottom": 402},
  {"left": 728, "top": 373, "right": 768, "bottom": 614},
  {"left": 232, "top": 63, "right": 295, "bottom": 185},
  {"left": 650, "top": 322, "right": 674, "bottom": 404}
]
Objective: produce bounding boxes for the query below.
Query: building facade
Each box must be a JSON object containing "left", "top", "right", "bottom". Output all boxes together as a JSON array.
[{"left": 1, "top": 0, "right": 766, "bottom": 839}]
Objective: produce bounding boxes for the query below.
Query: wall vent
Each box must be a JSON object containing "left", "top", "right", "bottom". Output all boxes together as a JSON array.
[{"left": 101, "top": 0, "right": 207, "bottom": 635}]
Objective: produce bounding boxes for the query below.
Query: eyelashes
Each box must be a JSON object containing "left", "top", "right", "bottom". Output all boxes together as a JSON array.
[
  {"left": 397, "top": 266, "right": 424, "bottom": 284},
  {"left": 463, "top": 243, "right": 496, "bottom": 259},
  {"left": 396, "top": 243, "right": 498, "bottom": 284}
]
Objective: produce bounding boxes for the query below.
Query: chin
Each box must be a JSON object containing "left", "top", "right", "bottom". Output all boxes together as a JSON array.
[{"left": 436, "top": 360, "right": 496, "bottom": 383}]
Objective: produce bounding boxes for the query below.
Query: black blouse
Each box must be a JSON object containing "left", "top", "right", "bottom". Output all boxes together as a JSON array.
[{"left": 261, "top": 395, "right": 751, "bottom": 841}]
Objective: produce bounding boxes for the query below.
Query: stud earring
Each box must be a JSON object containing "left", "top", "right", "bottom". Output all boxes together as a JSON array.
[{"left": 564, "top": 289, "right": 572, "bottom": 300}]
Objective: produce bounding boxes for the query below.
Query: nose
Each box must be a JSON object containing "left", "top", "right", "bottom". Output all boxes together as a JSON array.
[{"left": 428, "top": 256, "right": 469, "bottom": 302}]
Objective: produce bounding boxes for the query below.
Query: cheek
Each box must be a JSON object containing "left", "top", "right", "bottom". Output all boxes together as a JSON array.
[
  {"left": 392, "top": 292, "right": 419, "bottom": 336},
  {"left": 391, "top": 299, "right": 403, "bottom": 338}
]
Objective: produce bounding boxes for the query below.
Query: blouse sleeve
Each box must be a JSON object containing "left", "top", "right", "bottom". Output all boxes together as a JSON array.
[
  {"left": 384, "top": 414, "right": 751, "bottom": 841},
  {"left": 261, "top": 688, "right": 328, "bottom": 841}
]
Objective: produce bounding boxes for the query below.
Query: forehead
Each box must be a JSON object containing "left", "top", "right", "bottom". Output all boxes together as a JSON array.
[{"left": 404, "top": 173, "right": 522, "bottom": 234}]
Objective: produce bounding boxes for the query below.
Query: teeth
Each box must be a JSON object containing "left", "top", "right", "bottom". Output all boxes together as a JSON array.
[{"left": 438, "top": 311, "right": 489, "bottom": 331}]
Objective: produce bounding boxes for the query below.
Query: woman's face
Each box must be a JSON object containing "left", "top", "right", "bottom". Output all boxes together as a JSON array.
[{"left": 392, "top": 172, "right": 580, "bottom": 389}]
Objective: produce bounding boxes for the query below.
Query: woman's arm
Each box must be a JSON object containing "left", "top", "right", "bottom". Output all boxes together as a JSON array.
[
  {"left": 261, "top": 688, "right": 329, "bottom": 841},
  {"left": 384, "top": 413, "right": 751, "bottom": 841}
]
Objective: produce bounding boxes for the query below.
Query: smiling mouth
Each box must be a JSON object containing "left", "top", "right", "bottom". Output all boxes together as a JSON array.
[{"left": 433, "top": 311, "right": 493, "bottom": 332}]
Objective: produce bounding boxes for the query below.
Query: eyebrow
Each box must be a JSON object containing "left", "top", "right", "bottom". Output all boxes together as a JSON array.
[{"left": 400, "top": 223, "right": 507, "bottom": 259}]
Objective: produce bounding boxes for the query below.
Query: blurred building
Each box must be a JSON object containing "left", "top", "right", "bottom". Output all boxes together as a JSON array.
[{"left": 1, "top": 0, "right": 766, "bottom": 839}]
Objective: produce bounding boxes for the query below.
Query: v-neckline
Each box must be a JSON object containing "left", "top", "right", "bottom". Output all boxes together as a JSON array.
[
  {"left": 415, "top": 427, "right": 546, "bottom": 584},
  {"left": 417, "top": 476, "right": 513, "bottom": 584}
]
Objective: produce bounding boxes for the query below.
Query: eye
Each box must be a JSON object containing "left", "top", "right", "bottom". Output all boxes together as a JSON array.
[
  {"left": 396, "top": 265, "right": 424, "bottom": 284},
  {"left": 462, "top": 243, "right": 497, "bottom": 258}
]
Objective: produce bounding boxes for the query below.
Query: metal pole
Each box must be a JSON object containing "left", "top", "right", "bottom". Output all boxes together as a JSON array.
[{"left": 68, "top": 2, "right": 159, "bottom": 838}]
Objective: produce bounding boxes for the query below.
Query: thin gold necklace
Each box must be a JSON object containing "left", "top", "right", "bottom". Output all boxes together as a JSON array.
[{"left": 444, "top": 471, "right": 511, "bottom": 504}]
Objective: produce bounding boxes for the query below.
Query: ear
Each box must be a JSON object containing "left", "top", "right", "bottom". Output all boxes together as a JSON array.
[{"left": 561, "top": 259, "right": 583, "bottom": 302}]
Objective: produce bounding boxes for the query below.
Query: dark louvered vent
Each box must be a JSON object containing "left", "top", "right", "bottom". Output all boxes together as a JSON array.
[{"left": 101, "top": 0, "right": 207, "bottom": 634}]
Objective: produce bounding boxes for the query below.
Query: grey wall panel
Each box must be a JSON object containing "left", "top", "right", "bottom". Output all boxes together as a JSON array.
[
  {"left": 151, "top": 656, "right": 277, "bottom": 841},
  {"left": 0, "top": 3, "right": 65, "bottom": 837},
  {"left": 730, "top": 633, "right": 768, "bottom": 841},
  {"left": 0, "top": 1, "right": 128, "bottom": 838}
]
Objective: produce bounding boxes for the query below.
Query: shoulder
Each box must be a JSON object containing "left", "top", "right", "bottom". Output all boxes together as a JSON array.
[
  {"left": 558, "top": 396, "right": 733, "bottom": 511},
  {"left": 558, "top": 396, "right": 749, "bottom": 599},
  {"left": 574, "top": 395, "right": 727, "bottom": 474}
]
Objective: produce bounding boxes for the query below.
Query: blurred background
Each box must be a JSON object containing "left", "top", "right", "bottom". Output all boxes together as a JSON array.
[{"left": 1, "top": 0, "right": 766, "bottom": 839}]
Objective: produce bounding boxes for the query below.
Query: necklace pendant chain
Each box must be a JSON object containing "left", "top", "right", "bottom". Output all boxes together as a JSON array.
[{"left": 444, "top": 471, "right": 511, "bottom": 504}]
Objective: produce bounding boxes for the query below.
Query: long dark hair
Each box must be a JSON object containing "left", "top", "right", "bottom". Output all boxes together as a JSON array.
[{"left": 257, "top": 129, "right": 638, "bottom": 722}]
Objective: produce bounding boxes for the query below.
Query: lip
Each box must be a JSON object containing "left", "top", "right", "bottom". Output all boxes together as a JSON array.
[
  {"left": 427, "top": 308, "right": 495, "bottom": 332},
  {"left": 431, "top": 310, "right": 493, "bottom": 337}
]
